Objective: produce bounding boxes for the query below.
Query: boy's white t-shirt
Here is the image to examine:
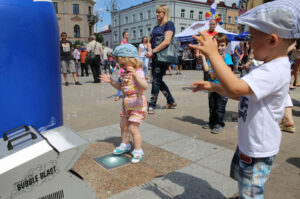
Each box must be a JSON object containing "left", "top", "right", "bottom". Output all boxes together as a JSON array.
[{"left": 238, "top": 57, "right": 290, "bottom": 158}]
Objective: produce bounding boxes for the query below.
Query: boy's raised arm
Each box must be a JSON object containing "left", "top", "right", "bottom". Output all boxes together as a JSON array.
[{"left": 189, "top": 32, "right": 253, "bottom": 98}]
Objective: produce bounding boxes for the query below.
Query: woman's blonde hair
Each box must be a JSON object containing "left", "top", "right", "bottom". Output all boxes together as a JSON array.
[
  {"left": 115, "top": 56, "right": 142, "bottom": 69},
  {"left": 156, "top": 4, "right": 170, "bottom": 25}
]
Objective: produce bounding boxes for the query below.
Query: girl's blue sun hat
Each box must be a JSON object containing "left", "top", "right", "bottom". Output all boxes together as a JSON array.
[{"left": 113, "top": 44, "right": 138, "bottom": 58}]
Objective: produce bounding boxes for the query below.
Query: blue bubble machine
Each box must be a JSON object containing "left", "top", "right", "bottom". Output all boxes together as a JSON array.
[{"left": 0, "top": 0, "right": 63, "bottom": 137}]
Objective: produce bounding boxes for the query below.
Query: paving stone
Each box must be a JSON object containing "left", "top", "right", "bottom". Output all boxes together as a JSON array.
[
  {"left": 141, "top": 128, "right": 187, "bottom": 146},
  {"left": 107, "top": 183, "right": 175, "bottom": 199},
  {"left": 78, "top": 126, "right": 120, "bottom": 142},
  {"left": 196, "top": 149, "right": 235, "bottom": 176},
  {"left": 151, "top": 163, "right": 237, "bottom": 199},
  {"left": 160, "top": 137, "right": 224, "bottom": 162}
]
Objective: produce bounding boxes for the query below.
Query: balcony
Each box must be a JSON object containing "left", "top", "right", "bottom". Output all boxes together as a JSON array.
[{"left": 87, "top": 15, "right": 99, "bottom": 25}]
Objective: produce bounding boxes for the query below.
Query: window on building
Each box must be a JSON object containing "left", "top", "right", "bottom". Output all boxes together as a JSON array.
[
  {"left": 234, "top": 17, "right": 238, "bottom": 25},
  {"left": 106, "top": 41, "right": 108, "bottom": 47},
  {"left": 228, "top": 16, "right": 232, "bottom": 24},
  {"left": 88, "top": 6, "right": 92, "bottom": 15},
  {"left": 132, "top": 30, "right": 136, "bottom": 40},
  {"left": 140, "top": 13, "right": 143, "bottom": 21},
  {"left": 147, "top": 10, "right": 151, "bottom": 19},
  {"left": 132, "top": 14, "right": 136, "bottom": 23},
  {"left": 89, "top": 25, "right": 92, "bottom": 36},
  {"left": 53, "top": 2, "right": 58, "bottom": 14},
  {"left": 114, "top": 33, "right": 117, "bottom": 42},
  {"left": 181, "top": 27, "right": 185, "bottom": 32},
  {"left": 234, "top": 30, "right": 238, "bottom": 33},
  {"left": 73, "top": 4, "right": 79, "bottom": 14},
  {"left": 190, "top": 10, "right": 194, "bottom": 19},
  {"left": 74, "top": 25, "right": 80, "bottom": 38},
  {"left": 139, "top": 29, "right": 143, "bottom": 38},
  {"left": 125, "top": 16, "right": 128, "bottom": 24},
  {"left": 114, "top": 19, "right": 117, "bottom": 27},
  {"left": 198, "top": 11, "right": 203, "bottom": 20},
  {"left": 181, "top": 9, "right": 185, "bottom": 18},
  {"left": 228, "top": 28, "right": 232, "bottom": 32}
]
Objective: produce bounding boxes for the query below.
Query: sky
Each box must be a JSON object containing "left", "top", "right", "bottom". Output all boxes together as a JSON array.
[{"left": 94, "top": 0, "right": 239, "bottom": 32}]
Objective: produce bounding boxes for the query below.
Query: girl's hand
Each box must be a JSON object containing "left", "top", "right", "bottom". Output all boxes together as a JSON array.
[
  {"left": 99, "top": 73, "right": 111, "bottom": 83},
  {"left": 189, "top": 31, "right": 218, "bottom": 58},
  {"left": 191, "top": 81, "right": 212, "bottom": 92},
  {"left": 126, "top": 66, "right": 136, "bottom": 77}
]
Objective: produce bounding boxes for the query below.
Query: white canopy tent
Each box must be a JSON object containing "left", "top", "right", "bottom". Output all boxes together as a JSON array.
[{"left": 175, "top": 21, "right": 239, "bottom": 55}]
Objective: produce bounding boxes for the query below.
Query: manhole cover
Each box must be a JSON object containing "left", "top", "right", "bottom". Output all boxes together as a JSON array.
[{"left": 94, "top": 154, "right": 131, "bottom": 170}]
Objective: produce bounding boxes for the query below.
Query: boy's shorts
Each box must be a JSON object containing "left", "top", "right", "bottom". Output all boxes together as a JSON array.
[
  {"left": 61, "top": 60, "right": 76, "bottom": 73},
  {"left": 230, "top": 147, "right": 274, "bottom": 199}
]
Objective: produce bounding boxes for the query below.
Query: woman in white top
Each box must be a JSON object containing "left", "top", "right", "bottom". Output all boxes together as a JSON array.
[
  {"left": 138, "top": 36, "right": 149, "bottom": 79},
  {"left": 73, "top": 45, "right": 81, "bottom": 75}
]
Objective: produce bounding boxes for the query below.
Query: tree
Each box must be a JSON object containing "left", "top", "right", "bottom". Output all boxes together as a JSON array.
[
  {"left": 73, "top": 40, "right": 83, "bottom": 48},
  {"left": 95, "top": 33, "right": 104, "bottom": 43}
]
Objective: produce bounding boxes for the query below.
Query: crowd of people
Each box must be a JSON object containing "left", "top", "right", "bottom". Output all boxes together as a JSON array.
[{"left": 60, "top": 0, "right": 299, "bottom": 198}]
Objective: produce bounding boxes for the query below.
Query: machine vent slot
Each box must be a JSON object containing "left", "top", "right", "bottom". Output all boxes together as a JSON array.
[{"left": 37, "top": 190, "right": 64, "bottom": 199}]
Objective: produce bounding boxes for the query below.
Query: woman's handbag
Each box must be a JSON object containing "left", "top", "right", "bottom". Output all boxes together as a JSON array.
[{"left": 155, "top": 35, "right": 179, "bottom": 65}]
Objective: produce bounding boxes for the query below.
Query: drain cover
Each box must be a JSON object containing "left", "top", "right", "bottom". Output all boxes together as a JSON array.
[{"left": 94, "top": 154, "right": 131, "bottom": 170}]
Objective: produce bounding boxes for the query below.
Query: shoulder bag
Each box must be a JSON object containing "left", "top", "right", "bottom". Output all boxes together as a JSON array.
[
  {"left": 86, "top": 42, "right": 97, "bottom": 64},
  {"left": 155, "top": 24, "right": 179, "bottom": 64}
]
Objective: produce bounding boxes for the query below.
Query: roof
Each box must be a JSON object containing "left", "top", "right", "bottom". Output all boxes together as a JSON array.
[{"left": 99, "top": 29, "right": 112, "bottom": 34}]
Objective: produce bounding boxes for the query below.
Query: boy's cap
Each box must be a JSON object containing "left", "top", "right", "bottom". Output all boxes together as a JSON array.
[
  {"left": 113, "top": 44, "right": 138, "bottom": 58},
  {"left": 237, "top": 0, "right": 300, "bottom": 39}
]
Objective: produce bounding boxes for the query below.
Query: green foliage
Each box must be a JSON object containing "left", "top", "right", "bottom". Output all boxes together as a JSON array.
[
  {"left": 95, "top": 33, "right": 104, "bottom": 43},
  {"left": 73, "top": 40, "right": 83, "bottom": 48}
]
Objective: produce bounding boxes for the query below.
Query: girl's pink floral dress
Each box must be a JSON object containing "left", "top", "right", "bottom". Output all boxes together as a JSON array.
[{"left": 120, "top": 68, "right": 147, "bottom": 123}]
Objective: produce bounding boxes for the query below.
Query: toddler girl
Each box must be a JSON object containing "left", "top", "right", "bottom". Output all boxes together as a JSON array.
[{"left": 100, "top": 44, "right": 148, "bottom": 163}]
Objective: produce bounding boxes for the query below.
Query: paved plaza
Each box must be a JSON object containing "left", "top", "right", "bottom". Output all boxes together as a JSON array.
[{"left": 62, "top": 70, "right": 300, "bottom": 199}]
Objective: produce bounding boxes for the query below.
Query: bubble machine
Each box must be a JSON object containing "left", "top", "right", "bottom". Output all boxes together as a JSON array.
[{"left": 0, "top": 1, "right": 97, "bottom": 198}]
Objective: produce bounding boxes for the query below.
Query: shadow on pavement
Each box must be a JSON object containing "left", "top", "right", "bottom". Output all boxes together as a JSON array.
[
  {"left": 174, "top": 116, "right": 207, "bottom": 126},
  {"left": 292, "top": 109, "right": 300, "bottom": 117},
  {"left": 181, "top": 86, "right": 194, "bottom": 91},
  {"left": 286, "top": 157, "right": 300, "bottom": 169},
  {"left": 96, "top": 136, "right": 121, "bottom": 147},
  {"left": 292, "top": 98, "right": 300, "bottom": 107},
  {"left": 140, "top": 171, "right": 227, "bottom": 199},
  {"left": 224, "top": 111, "right": 239, "bottom": 122}
]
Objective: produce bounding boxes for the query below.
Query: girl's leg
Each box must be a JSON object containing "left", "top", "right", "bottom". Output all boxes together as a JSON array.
[
  {"left": 120, "top": 117, "right": 130, "bottom": 144},
  {"left": 129, "top": 121, "right": 144, "bottom": 163},
  {"left": 128, "top": 122, "right": 142, "bottom": 150}
]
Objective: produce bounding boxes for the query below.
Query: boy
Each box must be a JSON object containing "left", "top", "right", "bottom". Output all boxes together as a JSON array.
[
  {"left": 201, "top": 33, "right": 233, "bottom": 134},
  {"left": 189, "top": 0, "right": 299, "bottom": 198}
]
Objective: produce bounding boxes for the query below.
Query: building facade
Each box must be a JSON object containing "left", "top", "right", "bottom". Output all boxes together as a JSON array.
[
  {"left": 53, "top": 0, "right": 98, "bottom": 42},
  {"left": 99, "top": 29, "right": 112, "bottom": 48},
  {"left": 110, "top": 0, "right": 239, "bottom": 48}
]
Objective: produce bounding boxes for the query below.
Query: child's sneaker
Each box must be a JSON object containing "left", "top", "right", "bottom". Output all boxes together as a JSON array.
[
  {"left": 113, "top": 143, "right": 131, "bottom": 155},
  {"left": 131, "top": 149, "right": 144, "bottom": 164},
  {"left": 211, "top": 124, "right": 223, "bottom": 134}
]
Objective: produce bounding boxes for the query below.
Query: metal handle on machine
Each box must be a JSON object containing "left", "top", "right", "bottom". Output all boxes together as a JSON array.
[
  {"left": 3, "top": 125, "right": 30, "bottom": 141},
  {"left": 7, "top": 131, "right": 37, "bottom": 150}
]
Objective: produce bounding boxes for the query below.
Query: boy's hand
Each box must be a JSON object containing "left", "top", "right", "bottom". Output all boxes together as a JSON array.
[
  {"left": 126, "top": 66, "right": 136, "bottom": 77},
  {"left": 99, "top": 73, "right": 111, "bottom": 83},
  {"left": 189, "top": 31, "right": 218, "bottom": 57},
  {"left": 191, "top": 81, "right": 212, "bottom": 92}
]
